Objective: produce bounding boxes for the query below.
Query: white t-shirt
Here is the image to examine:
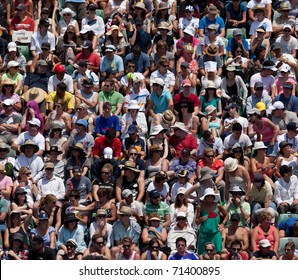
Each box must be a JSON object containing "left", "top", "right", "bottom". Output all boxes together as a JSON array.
[
  {"left": 224, "top": 133, "right": 253, "bottom": 151},
  {"left": 249, "top": 18, "right": 272, "bottom": 36},
  {"left": 147, "top": 182, "right": 170, "bottom": 200},
  {"left": 247, "top": 0, "right": 272, "bottom": 9},
  {"left": 197, "top": 137, "right": 224, "bottom": 156},
  {"left": 178, "top": 17, "right": 200, "bottom": 30},
  {"left": 250, "top": 73, "right": 275, "bottom": 96},
  {"left": 15, "top": 132, "right": 45, "bottom": 151}
]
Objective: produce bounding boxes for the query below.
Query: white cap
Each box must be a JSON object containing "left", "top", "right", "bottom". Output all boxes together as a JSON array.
[
  {"left": 280, "top": 64, "right": 291, "bottom": 72},
  {"left": 184, "top": 26, "right": 194, "bottom": 37},
  {"left": 177, "top": 187, "right": 186, "bottom": 195},
  {"left": 8, "top": 42, "right": 17, "bottom": 52},
  {"left": 103, "top": 147, "right": 113, "bottom": 159},
  {"left": 259, "top": 239, "right": 271, "bottom": 248},
  {"left": 270, "top": 101, "right": 285, "bottom": 110},
  {"left": 283, "top": 24, "right": 292, "bottom": 30},
  {"left": 80, "top": 25, "right": 91, "bottom": 34},
  {"left": 28, "top": 118, "right": 41, "bottom": 127},
  {"left": 2, "top": 99, "right": 14, "bottom": 106},
  {"left": 176, "top": 212, "right": 187, "bottom": 218},
  {"left": 7, "top": 61, "right": 19, "bottom": 68},
  {"left": 153, "top": 78, "right": 165, "bottom": 86}
]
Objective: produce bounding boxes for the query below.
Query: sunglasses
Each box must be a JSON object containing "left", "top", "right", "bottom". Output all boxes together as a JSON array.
[
  {"left": 66, "top": 244, "right": 75, "bottom": 248},
  {"left": 162, "top": 64, "right": 169, "bottom": 67},
  {"left": 185, "top": 11, "right": 192, "bottom": 13},
  {"left": 233, "top": 150, "right": 242, "bottom": 153},
  {"left": 153, "top": 83, "right": 160, "bottom": 86},
  {"left": 255, "top": 87, "right": 263, "bottom": 90},
  {"left": 29, "top": 124, "right": 38, "bottom": 127},
  {"left": 0, "top": 149, "right": 7, "bottom": 152},
  {"left": 127, "top": 65, "right": 135, "bottom": 68},
  {"left": 205, "top": 155, "right": 214, "bottom": 158},
  {"left": 206, "top": 249, "right": 214, "bottom": 252},
  {"left": 101, "top": 171, "right": 109, "bottom": 175},
  {"left": 77, "top": 108, "right": 83, "bottom": 111},
  {"left": 54, "top": 105, "right": 61, "bottom": 108},
  {"left": 129, "top": 153, "right": 138, "bottom": 156},
  {"left": 151, "top": 246, "right": 160, "bottom": 249},
  {"left": 236, "top": 50, "right": 242, "bottom": 53},
  {"left": 123, "top": 244, "right": 131, "bottom": 248},
  {"left": 177, "top": 217, "right": 186, "bottom": 221},
  {"left": 95, "top": 241, "right": 104, "bottom": 245},
  {"left": 63, "top": 13, "right": 71, "bottom": 16},
  {"left": 232, "top": 248, "right": 241, "bottom": 251},
  {"left": 97, "top": 215, "right": 106, "bottom": 219},
  {"left": 52, "top": 128, "right": 61, "bottom": 132},
  {"left": 3, "top": 104, "right": 11, "bottom": 108},
  {"left": 121, "top": 214, "right": 131, "bottom": 217},
  {"left": 181, "top": 105, "right": 188, "bottom": 108}
]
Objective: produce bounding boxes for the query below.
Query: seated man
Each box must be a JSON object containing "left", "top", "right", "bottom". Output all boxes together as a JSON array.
[
  {"left": 168, "top": 237, "right": 198, "bottom": 260},
  {"left": 223, "top": 123, "right": 252, "bottom": 156},
  {"left": 10, "top": 4, "right": 34, "bottom": 35},
  {"left": 48, "top": 64, "right": 74, "bottom": 94},
  {"left": 277, "top": 122, "right": 298, "bottom": 152},
  {"left": 251, "top": 239, "right": 277, "bottom": 260},
  {"left": 274, "top": 82, "right": 298, "bottom": 115},
  {"left": 223, "top": 239, "right": 249, "bottom": 260},
  {"left": 197, "top": 130, "right": 224, "bottom": 159}
]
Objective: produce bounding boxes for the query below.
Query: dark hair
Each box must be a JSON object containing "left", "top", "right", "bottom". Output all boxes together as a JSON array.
[
  {"left": 232, "top": 146, "right": 244, "bottom": 165},
  {"left": 254, "top": 45, "right": 266, "bottom": 59},
  {"left": 202, "top": 130, "right": 212, "bottom": 140},
  {"left": 125, "top": 60, "right": 135, "bottom": 67},
  {"left": 232, "top": 122, "right": 242, "bottom": 132},
  {"left": 174, "top": 192, "right": 188, "bottom": 208},
  {"left": 13, "top": 191, "right": 28, "bottom": 205},
  {"left": 49, "top": 128, "right": 62, "bottom": 138},
  {"left": 57, "top": 82, "right": 67, "bottom": 91},
  {"left": 232, "top": 43, "right": 244, "bottom": 57},
  {"left": 231, "top": 239, "right": 242, "bottom": 249},
  {"left": 31, "top": 235, "right": 44, "bottom": 244},
  {"left": 156, "top": 40, "right": 168, "bottom": 52},
  {"left": 68, "top": 190, "right": 80, "bottom": 200},
  {"left": 92, "top": 233, "right": 104, "bottom": 243},
  {"left": 105, "top": 128, "right": 116, "bottom": 140},
  {"left": 149, "top": 237, "right": 160, "bottom": 248},
  {"left": 176, "top": 237, "right": 186, "bottom": 246},
  {"left": 104, "top": 78, "right": 115, "bottom": 86},
  {"left": 63, "top": 25, "right": 78, "bottom": 45}
]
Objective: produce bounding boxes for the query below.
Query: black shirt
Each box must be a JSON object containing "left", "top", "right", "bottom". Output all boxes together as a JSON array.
[{"left": 28, "top": 246, "right": 56, "bottom": 260}]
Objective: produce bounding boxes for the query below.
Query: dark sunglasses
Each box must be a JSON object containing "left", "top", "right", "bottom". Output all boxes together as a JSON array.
[
  {"left": 151, "top": 246, "right": 160, "bottom": 249},
  {"left": 206, "top": 249, "right": 214, "bottom": 252},
  {"left": 52, "top": 128, "right": 61, "bottom": 132},
  {"left": 101, "top": 171, "right": 109, "bottom": 175},
  {"left": 127, "top": 65, "right": 135, "bottom": 68},
  {"left": 95, "top": 241, "right": 104, "bottom": 245},
  {"left": 0, "top": 149, "right": 8, "bottom": 152},
  {"left": 63, "top": 13, "right": 71, "bottom": 16},
  {"left": 162, "top": 64, "right": 169, "bottom": 67},
  {"left": 205, "top": 154, "right": 214, "bottom": 158},
  {"left": 177, "top": 217, "right": 186, "bottom": 221},
  {"left": 129, "top": 153, "right": 138, "bottom": 156},
  {"left": 66, "top": 244, "right": 75, "bottom": 248},
  {"left": 3, "top": 104, "right": 11, "bottom": 108},
  {"left": 181, "top": 105, "right": 188, "bottom": 108},
  {"left": 153, "top": 83, "right": 160, "bottom": 86},
  {"left": 29, "top": 124, "right": 38, "bottom": 127},
  {"left": 233, "top": 149, "right": 242, "bottom": 153},
  {"left": 97, "top": 215, "right": 106, "bottom": 219},
  {"left": 123, "top": 244, "right": 131, "bottom": 248}
]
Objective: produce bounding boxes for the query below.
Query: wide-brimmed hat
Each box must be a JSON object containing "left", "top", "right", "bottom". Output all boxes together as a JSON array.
[
  {"left": 183, "top": 26, "right": 194, "bottom": 36},
  {"left": 118, "top": 206, "right": 132, "bottom": 215},
  {"left": 66, "top": 238, "right": 78, "bottom": 248},
  {"left": 226, "top": 65, "right": 236, "bottom": 72},
  {"left": 20, "top": 140, "right": 39, "bottom": 154},
  {"left": 224, "top": 157, "right": 238, "bottom": 172},
  {"left": 200, "top": 188, "right": 220, "bottom": 202},
  {"left": 199, "top": 167, "right": 216, "bottom": 182},
  {"left": 70, "top": 142, "right": 87, "bottom": 156},
  {"left": 158, "top": 2, "right": 169, "bottom": 11},
  {"left": 206, "top": 81, "right": 217, "bottom": 89},
  {"left": 162, "top": 110, "right": 174, "bottom": 123},
  {"left": 279, "top": 141, "right": 292, "bottom": 150},
  {"left": 60, "top": 7, "right": 76, "bottom": 17},
  {"left": 277, "top": 2, "right": 291, "bottom": 12},
  {"left": 205, "top": 105, "right": 217, "bottom": 115},
  {"left": 149, "top": 215, "right": 161, "bottom": 221},
  {"left": 205, "top": 44, "right": 218, "bottom": 56},
  {"left": 174, "top": 100, "right": 194, "bottom": 113},
  {"left": 229, "top": 186, "right": 245, "bottom": 195},
  {"left": 158, "top": 21, "right": 170, "bottom": 30},
  {"left": 0, "top": 142, "right": 10, "bottom": 153},
  {"left": 120, "top": 161, "right": 141, "bottom": 172},
  {"left": 7, "top": 61, "right": 20, "bottom": 68},
  {"left": 1, "top": 79, "right": 16, "bottom": 89},
  {"left": 150, "top": 124, "right": 167, "bottom": 136},
  {"left": 21, "top": 87, "right": 46, "bottom": 104},
  {"left": 127, "top": 100, "right": 139, "bottom": 110},
  {"left": 63, "top": 212, "right": 79, "bottom": 223},
  {"left": 208, "top": 4, "right": 220, "bottom": 14},
  {"left": 148, "top": 144, "right": 163, "bottom": 153},
  {"left": 80, "top": 25, "right": 92, "bottom": 34},
  {"left": 15, "top": 187, "right": 27, "bottom": 195},
  {"left": 51, "top": 121, "right": 64, "bottom": 130},
  {"left": 254, "top": 141, "right": 267, "bottom": 150},
  {"left": 253, "top": 4, "right": 267, "bottom": 14},
  {"left": 106, "top": 25, "right": 123, "bottom": 36},
  {"left": 171, "top": 122, "right": 189, "bottom": 133},
  {"left": 133, "top": 2, "right": 147, "bottom": 11}
]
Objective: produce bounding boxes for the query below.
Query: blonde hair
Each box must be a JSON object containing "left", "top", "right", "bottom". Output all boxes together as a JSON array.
[{"left": 183, "top": 44, "right": 194, "bottom": 53}]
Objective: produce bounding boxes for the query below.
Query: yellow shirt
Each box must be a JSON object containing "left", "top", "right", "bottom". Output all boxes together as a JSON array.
[{"left": 47, "top": 91, "right": 75, "bottom": 110}]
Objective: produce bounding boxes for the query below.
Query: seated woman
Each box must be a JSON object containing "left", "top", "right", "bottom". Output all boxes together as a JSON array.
[
  {"left": 279, "top": 240, "right": 298, "bottom": 260},
  {"left": 30, "top": 212, "right": 56, "bottom": 249},
  {"left": 147, "top": 125, "right": 169, "bottom": 160},
  {"left": 170, "top": 187, "right": 194, "bottom": 226},
  {"left": 152, "top": 22, "right": 174, "bottom": 54},
  {"left": 1, "top": 63, "right": 23, "bottom": 97},
  {"left": 251, "top": 210, "right": 280, "bottom": 254},
  {"left": 146, "top": 171, "right": 170, "bottom": 202},
  {"left": 176, "top": 45, "right": 199, "bottom": 78},
  {"left": 140, "top": 237, "right": 168, "bottom": 260},
  {"left": 0, "top": 79, "right": 22, "bottom": 114},
  {"left": 11, "top": 187, "right": 33, "bottom": 220},
  {"left": 77, "top": 26, "right": 98, "bottom": 52},
  {"left": 250, "top": 25, "right": 270, "bottom": 60},
  {"left": 174, "top": 100, "right": 199, "bottom": 136},
  {"left": 57, "top": 8, "right": 79, "bottom": 38},
  {"left": 151, "top": 39, "right": 175, "bottom": 72},
  {"left": 82, "top": 234, "right": 111, "bottom": 259},
  {"left": 141, "top": 213, "right": 167, "bottom": 249},
  {"left": 56, "top": 213, "right": 86, "bottom": 259},
  {"left": 199, "top": 242, "right": 221, "bottom": 260},
  {"left": 230, "top": 143, "right": 250, "bottom": 174},
  {"left": 201, "top": 24, "right": 225, "bottom": 58},
  {"left": 105, "top": 25, "right": 127, "bottom": 57},
  {"left": 56, "top": 238, "right": 81, "bottom": 260},
  {"left": 200, "top": 105, "right": 221, "bottom": 138},
  {"left": 225, "top": 0, "right": 247, "bottom": 29},
  {"left": 1, "top": 233, "right": 29, "bottom": 260},
  {"left": 145, "top": 144, "right": 169, "bottom": 186},
  {"left": 248, "top": 45, "right": 267, "bottom": 79}
]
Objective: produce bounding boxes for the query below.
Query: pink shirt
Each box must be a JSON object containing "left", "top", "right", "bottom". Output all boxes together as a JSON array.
[
  {"left": 253, "top": 118, "right": 275, "bottom": 143},
  {"left": 0, "top": 175, "right": 13, "bottom": 200}
]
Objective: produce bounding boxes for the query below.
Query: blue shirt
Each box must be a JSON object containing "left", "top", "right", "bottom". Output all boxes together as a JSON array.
[
  {"left": 94, "top": 114, "right": 121, "bottom": 135},
  {"left": 278, "top": 218, "right": 298, "bottom": 237},
  {"left": 124, "top": 52, "right": 150, "bottom": 74},
  {"left": 227, "top": 38, "right": 249, "bottom": 52},
  {"left": 100, "top": 54, "right": 124, "bottom": 73},
  {"left": 274, "top": 94, "right": 298, "bottom": 113},
  {"left": 168, "top": 251, "right": 199, "bottom": 260},
  {"left": 150, "top": 89, "right": 172, "bottom": 114},
  {"left": 225, "top": 3, "right": 247, "bottom": 21},
  {"left": 199, "top": 16, "right": 225, "bottom": 36}
]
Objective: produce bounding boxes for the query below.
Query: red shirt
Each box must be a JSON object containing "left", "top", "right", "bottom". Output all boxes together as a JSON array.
[
  {"left": 198, "top": 158, "right": 224, "bottom": 172},
  {"left": 225, "top": 252, "right": 248, "bottom": 260},
  {"left": 174, "top": 92, "right": 200, "bottom": 107},
  {"left": 10, "top": 16, "right": 34, "bottom": 31},
  {"left": 74, "top": 52, "right": 100, "bottom": 68},
  {"left": 92, "top": 136, "right": 122, "bottom": 158},
  {"left": 169, "top": 133, "right": 198, "bottom": 158}
]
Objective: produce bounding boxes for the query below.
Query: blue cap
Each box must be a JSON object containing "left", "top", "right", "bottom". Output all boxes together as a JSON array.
[
  {"left": 38, "top": 212, "right": 49, "bottom": 220},
  {"left": 76, "top": 119, "right": 88, "bottom": 129},
  {"left": 225, "top": 103, "right": 240, "bottom": 111},
  {"left": 127, "top": 124, "right": 137, "bottom": 134},
  {"left": 149, "top": 190, "right": 161, "bottom": 199}
]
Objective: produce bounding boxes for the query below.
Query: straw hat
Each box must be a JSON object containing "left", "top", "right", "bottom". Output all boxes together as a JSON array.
[
  {"left": 0, "top": 142, "right": 10, "bottom": 153},
  {"left": 229, "top": 186, "right": 245, "bottom": 195},
  {"left": 224, "top": 157, "right": 238, "bottom": 172},
  {"left": 158, "top": 2, "right": 169, "bottom": 11},
  {"left": 277, "top": 2, "right": 291, "bottom": 12},
  {"left": 205, "top": 105, "right": 217, "bottom": 115},
  {"left": 20, "top": 140, "right": 39, "bottom": 154},
  {"left": 253, "top": 4, "right": 267, "bottom": 14},
  {"left": 1, "top": 79, "right": 16, "bottom": 90},
  {"left": 208, "top": 4, "right": 220, "bottom": 14},
  {"left": 133, "top": 2, "right": 147, "bottom": 11},
  {"left": 171, "top": 122, "right": 189, "bottom": 133},
  {"left": 205, "top": 44, "right": 218, "bottom": 56},
  {"left": 150, "top": 125, "right": 167, "bottom": 136},
  {"left": 21, "top": 87, "right": 46, "bottom": 104},
  {"left": 118, "top": 206, "right": 132, "bottom": 215},
  {"left": 206, "top": 81, "right": 217, "bottom": 89},
  {"left": 120, "top": 160, "right": 141, "bottom": 172},
  {"left": 200, "top": 188, "right": 220, "bottom": 202},
  {"left": 158, "top": 22, "right": 170, "bottom": 30},
  {"left": 106, "top": 25, "right": 123, "bottom": 37},
  {"left": 149, "top": 144, "right": 163, "bottom": 153},
  {"left": 162, "top": 110, "right": 174, "bottom": 124},
  {"left": 70, "top": 142, "right": 87, "bottom": 156}
]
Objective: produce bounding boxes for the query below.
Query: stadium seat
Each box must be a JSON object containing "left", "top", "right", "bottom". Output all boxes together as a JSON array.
[
  {"left": 278, "top": 213, "right": 298, "bottom": 224},
  {"left": 17, "top": 45, "right": 30, "bottom": 62},
  {"left": 279, "top": 237, "right": 298, "bottom": 255},
  {"left": 225, "top": 28, "right": 247, "bottom": 40},
  {"left": 96, "top": 9, "right": 104, "bottom": 20}
]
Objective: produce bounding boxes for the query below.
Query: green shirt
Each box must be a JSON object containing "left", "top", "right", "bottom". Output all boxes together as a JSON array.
[
  {"left": 98, "top": 90, "right": 123, "bottom": 114},
  {"left": 143, "top": 201, "right": 170, "bottom": 224}
]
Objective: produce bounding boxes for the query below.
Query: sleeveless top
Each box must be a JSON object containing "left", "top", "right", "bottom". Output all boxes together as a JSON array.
[
  {"left": 9, "top": 226, "right": 28, "bottom": 245},
  {"left": 118, "top": 250, "right": 137, "bottom": 260},
  {"left": 145, "top": 250, "right": 163, "bottom": 260},
  {"left": 146, "top": 158, "right": 163, "bottom": 179},
  {"left": 122, "top": 176, "right": 139, "bottom": 200},
  {"left": 30, "top": 226, "right": 55, "bottom": 247},
  {"left": 208, "top": 118, "right": 221, "bottom": 134},
  {"left": 59, "top": 18, "right": 77, "bottom": 36},
  {"left": 229, "top": 176, "right": 247, "bottom": 192},
  {"left": 253, "top": 118, "right": 275, "bottom": 143},
  {"left": 279, "top": 156, "right": 298, "bottom": 175},
  {"left": 255, "top": 225, "right": 275, "bottom": 251}
]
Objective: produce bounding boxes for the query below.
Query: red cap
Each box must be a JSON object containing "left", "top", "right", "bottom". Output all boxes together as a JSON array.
[
  {"left": 182, "top": 79, "right": 191, "bottom": 87},
  {"left": 54, "top": 64, "right": 65, "bottom": 73}
]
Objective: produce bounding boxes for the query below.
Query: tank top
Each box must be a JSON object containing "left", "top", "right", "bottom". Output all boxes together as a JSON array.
[
  {"left": 256, "top": 225, "right": 275, "bottom": 251},
  {"left": 226, "top": 83, "right": 238, "bottom": 97},
  {"left": 253, "top": 118, "right": 275, "bottom": 143},
  {"left": 229, "top": 176, "right": 247, "bottom": 192},
  {"left": 146, "top": 158, "right": 163, "bottom": 179},
  {"left": 122, "top": 176, "right": 139, "bottom": 200},
  {"left": 145, "top": 250, "right": 163, "bottom": 260},
  {"left": 118, "top": 250, "right": 137, "bottom": 260}
]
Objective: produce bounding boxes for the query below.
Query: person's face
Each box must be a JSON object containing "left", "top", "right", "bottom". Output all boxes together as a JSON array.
[
  {"left": 151, "top": 196, "right": 161, "bottom": 205},
  {"left": 205, "top": 195, "right": 215, "bottom": 202},
  {"left": 159, "top": 62, "right": 169, "bottom": 73},
  {"left": 120, "top": 213, "right": 131, "bottom": 222},
  {"left": 228, "top": 107, "right": 236, "bottom": 117},
  {"left": 3, "top": 104, "right": 13, "bottom": 111},
  {"left": 235, "top": 49, "right": 242, "bottom": 56},
  {"left": 282, "top": 144, "right": 292, "bottom": 153},
  {"left": 129, "top": 131, "right": 137, "bottom": 140},
  {"left": 103, "top": 106, "right": 112, "bottom": 116},
  {"left": 54, "top": 103, "right": 63, "bottom": 111},
  {"left": 205, "top": 152, "right": 215, "bottom": 162},
  {"left": 129, "top": 149, "right": 138, "bottom": 160},
  {"left": 184, "top": 51, "right": 193, "bottom": 59},
  {"left": 122, "top": 242, "right": 132, "bottom": 252},
  {"left": 232, "top": 130, "right": 242, "bottom": 139},
  {"left": 125, "top": 194, "right": 133, "bottom": 204},
  {"left": 31, "top": 241, "right": 43, "bottom": 251},
  {"left": 151, "top": 242, "right": 160, "bottom": 251},
  {"left": 37, "top": 65, "right": 47, "bottom": 73},
  {"left": 284, "top": 246, "right": 294, "bottom": 256},
  {"left": 69, "top": 197, "right": 78, "bottom": 206},
  {"left": 273, "top": 48, "right": 282, "bottom": 56},
  {"left": 206, "top": 134, "right": 215, "bottom": 144},
  {"left": 185, "top": 10, "right": 193, "bottom": 19},
  {"left": 176, "top": 241, "right": 186, "bottom": 253},
  {"left": 45, "top": 168, "right": 54, "bottom": 178},
  {"left": 205, "top": 244, "right": 215, "bottom": 255},
  {"left": 232, "top": 149, "right": 242, "bottom": 158},
  {"left": 261, "top": 218, "right": 272, "bottom": 227},
  {"left": 283, "top": 169, "right": 293, "bottom": 179},
  {"left": 66, "top": 242, "right": 76, "bottom": 252},
  {"left": 152, "top": 83, "right": 161, "bottom": 91},
  {"left": 126, "top": 63, "right": 135, "bottom": 73},
  {"left": 255, "top": 87, "right": 263, "bottom": 97},
  {"left": 231, "top": 245, "right": 241, "bottom": 254},
  {"left": 75, "top": 123, "right": 86, "bottom": 133},
  {"left": 283, "top": 86, "right": 293, "bottom": 95},
  {"left": 101, "top": 168, "right": 111, "bottom": 179},
  {"left": 94, "top": 238, "right": 104, "bottom": 249},
  {"left": 96, "top": 214, "right": 107, "bottom": 223},
  {"left": 180, "top": 152, "right": 190, "bottom": 163},
  {"left": 178, "top": 176, "right": 187, "bottom": 185},
  {"left": 11, "top": 214, "right": 21, "bottom": 223},
  {"left": 283, "top": 28, "right": 291, "bottom": 36},
  {"left": 106, "top": 50, "right": 114, "bottom": 59},
  {"left": 260, "top": 246, "right": 270, "bottom": 254},
  {"left": 0, "top": 148, "right": 8, "bottom": 158},
  {"left": 176, "top": 216, "right": 186, "bottom": 224},
  {"left": 104, "top": 83, "right": 113, "bottom": 93},
  {"left": 132, "top": 81, "right": 141, "bottom": 90},
  {"left": 24, "top": 146, "right": 35, "bottom": 156}
]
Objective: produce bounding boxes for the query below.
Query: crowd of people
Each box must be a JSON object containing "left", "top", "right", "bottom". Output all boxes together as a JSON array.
[{"left": 0, "top": 0, "right": 298, "bottom": 260}]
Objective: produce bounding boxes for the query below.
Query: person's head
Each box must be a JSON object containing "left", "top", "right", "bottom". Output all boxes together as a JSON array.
[
  {"left": 127, "top": 146, "right": 139, "bottom": 160},
  {"left": 9, "top": 210, "right": 21, "bottom": 225},
  {"left": 16, "top": 3, "right": 27, "bottom": 16},
  {"left": 283, "top": 24, "right": 292, "bottom": 37},
  {"left": 177, "top": 170, "right": 189, "bottom": 187},
  {"left": 2, "top": 98, "right": 14, "bottom": 113},
  {"left": 156, "top": 39, "right": 168, "bottom": 54},
  {"left": 279, "top": 165, "right": 293, "bottom": 179},
  {"left": 97, "top": 188, "right": 111, "bottom": 201},
  {"left": 38, "top": 18, "right": 50, "bottom": 33},
  {"left": 203, "top": 147, "right": 215, "bottom": 162},
  {"left": 230, "top": 239, "right": 242, "bottom": 253},
  {"left": 14, "top": 187, "right": 27, "bottom": 204},
  {"left": 103, "top": 79, "right": 115, "bottom": 93},
  {"left": 40, "top": 194, "right": 57, "bottom": 209},
  {"left": 63, "top": 24, "right": 77, "bottom": 42},
  {"left": 284, "top": 241, "right": 296, "bottom": 256},
  {"left": 87, "top": 2, "right": 97, "bottom": 14},
  {"left": 56, "top": 82, "right": 67, "bottom": 98},
  {"left": 259, "top": 239, "right": 271, "bottom": 253},
  {"left": 230, "top": 213, "right": 241, "bottom": 226},
  {"left": 175, "top": 237, "right": 187, "bottom": 252},
  {"left": 96, "top": 209, "right": 107, "bottom": 223},
  {"left": 81, "top": 40, "right": 93, "bottom": 53},
  {"left": 259, "top": 210, "right": 273, "bottom": 225},
  {"left": 225, "top": 103, "right": 239, "bottom": 117},
  {"left": 21, "top": 139, "right": 39, "bottom": 157},
  {"left": 101, "top": 163, "right": 113, "bottom": 178},
  {"left": 102, "top": 101, "right": 112, "bottom": 116},
  {"left": 132, "top": 45, "right": 141, "bottom": 57},
  {"left": 183, "top": 44, "right": 194, "bottom": 60},
  {"left": 254, "top": 5, "right": 266, "bottom": 19},
  {"left": 231, "top": 143, "right": 244, "bottom": 161},
  {"left": 125, "top": 60, "right": 135, "bottom": 74},
  {"left": 105, "top": 128, "right": 116, "bottom": 143},
  {"left": 202, "top": 130, "right": 215, "bottom": 144},
  {"left": 30, "top": 235, "right": 44, "bottom": 252},
  {"left": 152, "top": 78, "right": 165, "bottom": 92},
  {"left": 68, "top": 190, "right": 80, "bottom": 205},
  {"left": 44, "top": 162, "right": 55, "bottom": 179},
  {"left": 11, "top": 233, "right": 25, "bottom": 250},
  {"left": 148, "top": 212, "right": 161, "bottom": 227},
  {"left": 270, "top": 101, "right": 285, "bottom": 117},
  {"left": 232, "top": 122, "right": 243, "bottom": 139},
  {"left": 122, "top": 236, "right": 132, "bottom": 252},
  {"left": 149, "top": 190, "right": 161, "bottom": 205},
  {"left": 92, "top": 234, "right": 105, "bottom": 249},
  {"left": 279, "top": 141, "right": 292, "bottom": 155},
  {"left": 122, "top": 189, "right": 133, "bottom": 203},
  {"left": 205, "top": 242, "right": 216, "bottom": 255},
  {"left": 63, "top": 213, "right": 79, "bottom": 230},
  {"left": 180, "top": 148, "right": 191, "bottom": 163},
  {"left": 176, "top": 212, "right": 187, "bottom": 226},
  {"left": 66, "top": 239, "right": 78, "bottom": 253},
  {"left": 105, "top": 44, "right": 116, "bottom": 59},
  {"left": 148, "top": 144, "right": 162, "bottom": 158},
  {"left": 155, "top": 170, "right": 168, "bottom": 184},
  {"left": 254, "top": 81, "right": 264, "bottom": 97},
  {"left": 127, "top": 124, "right": 138, "bottom": 139},
  {"left": 229, "top": 186, "right": 245, "bottom": 198},
  {"left": 75, "top": 119, "right": 88, "bottom": 134},
  {"left": 82, "top": 78, "right": 93, "bottom": 92},
  {"left": 118, "top": 206, "right": 132, "bottom": 221},
  {"left": 37, "top": 212, "right": 49, "bottom": 227},
  {"left": 283, "top": 81, "right": 293, "bottom": 95},
  {"left": 254, "top": 45, "right": 266, "bottom": 59},
  {"left": 158, "top": 56, "right": 169, "bottom": 73},
  {"left": 149, "top": 237, "right": 160, "bottom": 251}
]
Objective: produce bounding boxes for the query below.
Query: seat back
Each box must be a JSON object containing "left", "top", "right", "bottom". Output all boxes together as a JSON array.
[
  {"left": 225, "top": 28, "right": 247, "bottom": 40},
  {"left": 278, "top": 213, "right": 298, "bottom": 224}
]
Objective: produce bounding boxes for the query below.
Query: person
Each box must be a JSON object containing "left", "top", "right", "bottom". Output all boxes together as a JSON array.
[
  {"left": 221, "top": 213, "right": 250, "bottom": 259},
  {"left": 10, "top": 3, "right": 34, "bottom": 35},
  {"left": 223, "top": 186, "right": 251, "bottom": 228},
  {"left": 196, "top": 188, "right": 227, "bottom": 254},
  {"left": 275, "top": 64, "right": 296, "bottom": 95},
  {"left": 168, "top": 237, "right": 198, "bottom": 260},
  {"left": 113, "top": 236, "right": 140, "bottom": 260},
  {"left": 1, "top": 64, "right": 23, "bottom": 98},
  {"left": 111, "top": 206, "right": 141, "bottom": 248},
  {"left": 197, "top": 130, "right": 224, "bottom": 159},
  {"left": 48, "top": 64, "right": 73, "bottom": 94},
  {"left": 223, "top": 239, "right": 249, "bottom": 260},
  {"left": 30, "top": 212, "right": 55, "bottom": 249},
  {"left": 1, "top": 232, "right": 29, "bottom": 260},
  {"left": 223, "top": 104, "right": 249, "bottom": 135},
  {"left": 57, "top": 7, "right": 79, "bottom": 37},
  {"left": 56, "top": 213, "right": 86, "bottom": 258},
  {"left": 251, "top": 238, "right": 278, "bottom": 260},
  {"left": 275, "top": 141, "right": 298, "bottom": 176},
  {"left": 279, "top": 241, "right": 298, "bottom": 259},
  {"left": 274, "top": 81, "right": 298, "bottom": 114},
  {"left": 28, "top": 235, "right": 56, "bottom": 260},
  {"left": 230, "top": 143, "right": 250, "bottom": 174},
  {"left": 250, "top": 172, "right": 277, "bottom": 214},
  {"left": 56, "top": 239, "right": 81, "bottom": 260},
  {"left": 277, "top": 122, "right": 298, "bottom": 151},
  {"left": 141, "top": 212, "right": 167, "bottom": 248},
  {"left": 140, "top": 237, "right": 168, "bottom": 260},
  {"left": 45, "top": 123, "right": 67, "bottom": 158},
  {"left": 105, "top": 25, "right": 127, "bottom": 57},
  {"left": 0, "top": 163, "right": 13, "bottom": 201},
  {"left": 199, "top": 242, "right": 221, "bottom": 260},
  {"left": 251, "top": 210, "right": 280, "bottom": 254},
  {"left": 82, "top": 234, "right": 111, "bottom": 260},
  {"left": 21, "top": 100, "right": 44, "bottom": 135},
  {"left": 167, "top": 212, "right": 196, "bottom": 252},
  {"left": 2, "top": 42, "right": 26, "bottom": 75},
  {"left": 11, "top": 187, "right": 33, "bottom": 221},
  {"left": 278, "top": 217, "right": 298, "bottom": 237},
  {"left": 274, "top": 165, "right": 298, "bottom": 214}
]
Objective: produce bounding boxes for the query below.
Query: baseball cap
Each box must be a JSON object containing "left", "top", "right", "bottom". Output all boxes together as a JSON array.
[
  {"left": 82, "top": 40, "right": 92, "bottom": 49},
  {"left": 122, "top": 189, "right": 133, "bottom": 198},
  {"left": 44, "top": 162, "right": 55, "bottom": 169},
  {"left": 182, "top": 79, "right": 191, "bottom": 87},
  {"left": 283, "top": 82, "right": 293, "bottom": 89},
  {"left": 127, "top": 124, "right": 137, "bottom": 134},
  {"left": 16, "top": 3, "right": 26, "bottom": 10},
  {"left": 181, "top": 61, "right": 189, "bottom": 68},
  {"left": 38, "top": 212, "right": 49, "bottom": 220},
  {"left": 270, "top": 101, "right": 285, "bottom": 110},
  {"left": 253, "top": 172, "right": 264, "bottom": 183},
  {"left": 149, "top": 190, "right": 161, "bottom": 199},
  {"left": 54, "top": 64, "right": 65, "bottom": 73},
  {"left": 2, "top": 99, "right": 14, "bottom": 106},
  {"left": 153, "top": 78, "right": 165, "bottom": 86},
  {"left": 259, "top": 239, "right": 271, "bottom": 248},
  {"left": 254, "top": 81, "right": 264, "bottom": 88},
  {"left": 103, "top": 147, "right": 113, "bottom": 159},
  {"left": 28, "top": 118, "right": 41, "bottom": 127},
  {"left": 176, "top": 212, "right": 187, "bottom": 218},
  {"left": 41, "top": 42, "right": 51, "bottom": 50},
  {"left": 224, "top": 103, "right": 239, "bottom": 111},
  {"left": 8, "top": 42, "right": 17, "bottom": 52},
  {"left": 286, "top": 122, "right": 298, "bottom": 131},
  {"left": 247, "top": 108, "right": 261, "bottom": 115},
  {"left": 82, "top": 78, "right": 93, "bottom": 87},
  {"left": 105, "top": 45, "right": 116, "bottom": 52},
  {"left": 185, "top": 5, "right": 194, "bottom": 11},
  {"left": 75, "top": 119, "right": 88, "bottom": 129},
  {"left": 39, "top": 18, "right": 50, "bottom": 26},
  {"left": 271, "top": 42, "right": 282, "bottom": 51},
  {"left": 233, "top": 29, "right": 242, "bottom": 36},
  {"left": 280, "top": 64, "right": 291, "bottom": 73},
  {"left": 283, "top": 24, "right": 292, "bottom": 30},
  {"left": 230, "top": 213, "right": 240, "bottom": 221}
]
